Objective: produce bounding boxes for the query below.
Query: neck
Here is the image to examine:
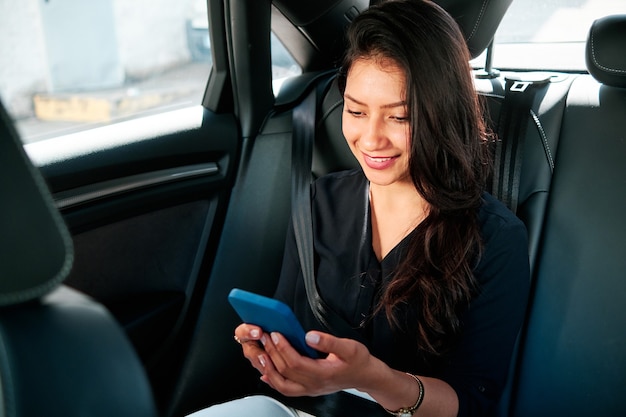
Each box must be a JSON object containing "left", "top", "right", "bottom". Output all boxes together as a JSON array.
[
  {"left": 369, "top": 180, "right": 430, "bottom": 261},
  {"left": 369, "top": 181, "right": 428, "bottom": 214}
]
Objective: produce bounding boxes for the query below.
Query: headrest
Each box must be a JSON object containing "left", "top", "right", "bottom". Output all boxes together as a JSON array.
[
  {"left": 0, "top": 101, "right": 73, "bottom": 307},
  {"left": 434, "top": 0, "right": 514, "bottom": 58},
  {"left": 586, "top": 15, "right": 626, "bottom": 88},
  {"left": 275, "top": 0, "right": 513, "bottom": 62}
]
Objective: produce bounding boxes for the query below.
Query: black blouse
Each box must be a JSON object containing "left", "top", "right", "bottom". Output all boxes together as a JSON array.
[{"left": 274, "top": 169, "right": 530, "bottom": 417}]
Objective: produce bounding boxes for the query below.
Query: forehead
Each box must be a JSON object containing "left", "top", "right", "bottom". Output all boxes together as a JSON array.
[{"left": 345, "top": 57, "right": 407, "bottom": 102}]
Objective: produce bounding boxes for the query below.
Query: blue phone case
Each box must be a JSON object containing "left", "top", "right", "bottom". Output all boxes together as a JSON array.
[{"left": 228, "top": 288, "right": 318, "bottom": 358}]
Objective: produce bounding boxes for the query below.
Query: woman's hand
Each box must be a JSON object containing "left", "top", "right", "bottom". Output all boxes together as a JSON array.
[
  {"left": 234, "top": 323, "right": 270, "bottom": 376},
  {"left": 234, "top": 325, "right": 459, "bottom": 416},
  {"left": 256, "top": 330, "right": 376, "bottom": 397},
  {"left": 234, "top": 323, "right": 386, "bottom": 398}
]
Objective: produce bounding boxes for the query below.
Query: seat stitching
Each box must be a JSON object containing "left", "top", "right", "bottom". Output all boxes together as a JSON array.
[
  {"left": 530, "top": 109, "right": 554, "bottom": 173},
  {"left": 590, "top": 28, "right": 626, "bottom": 74},
  {"left": 467, "top": 0, "right": 490, "bottom": 41},
  {"left": 318, "top": 99, "right": 343, "bottom": 126}
]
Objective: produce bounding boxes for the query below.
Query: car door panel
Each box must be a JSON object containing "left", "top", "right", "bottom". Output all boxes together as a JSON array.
[{"left": 25, "top": 105, "right": 240, "bottom": 369}]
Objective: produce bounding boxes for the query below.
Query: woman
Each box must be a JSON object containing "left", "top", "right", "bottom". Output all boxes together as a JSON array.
[{"left": 192, "top": 0, "right": 529, "bottom": 416}]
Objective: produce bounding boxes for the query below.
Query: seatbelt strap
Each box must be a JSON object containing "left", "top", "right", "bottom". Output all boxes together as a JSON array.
[
  {"left": 291, "top": 89, "right": 332, "bottom": 330},
  {"left": 291, "top": 84, "right": 363, "bottom": 341},
  {"left": 492, "top": 75, "right": 550, "bottom": 213}
]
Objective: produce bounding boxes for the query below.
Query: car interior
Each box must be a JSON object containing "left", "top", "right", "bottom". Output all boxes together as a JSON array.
[{"left": 1, "top": 0, "right": 625, "bottom": 416}]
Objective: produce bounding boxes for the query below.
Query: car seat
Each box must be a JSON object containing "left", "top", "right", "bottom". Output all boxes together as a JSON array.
[
  {"left": 505, "top": 14, "right": 626, "bottom": 417},
  {"left": 0, "top": 101, "right": 159, "bottom": 417}
]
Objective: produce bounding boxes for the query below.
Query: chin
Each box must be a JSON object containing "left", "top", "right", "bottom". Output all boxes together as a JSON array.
[{"left": 362, "top": 170, "right": 401, "bottom": 187}]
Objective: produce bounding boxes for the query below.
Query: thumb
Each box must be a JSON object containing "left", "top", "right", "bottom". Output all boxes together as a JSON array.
[{"left": 305, "top": 331, "right": 351, "bottom": 357}]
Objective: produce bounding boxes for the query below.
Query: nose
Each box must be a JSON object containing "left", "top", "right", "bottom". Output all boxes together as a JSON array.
[{"left": 360, "top": 117, "right": 388, "bottom": 151}]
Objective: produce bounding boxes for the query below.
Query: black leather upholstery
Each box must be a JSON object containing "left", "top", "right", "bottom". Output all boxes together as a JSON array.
[
  {"left": 0, "top": 101, "right": 158, "bottom": 417},
  {"left": 586, "top": 14, "right": 626, "bottom": 88},
  {"left": 313, "top": 78, "right": 358, "bottom": 178},
  {"left": 274, "top": 0, "right": 512, "bottom": 69},
  {"left": 435, "top": 0, "right": 514, "bottom": 58},
  {"left": 0, "top": 287, "right": 159, "bottom": 417},
  {"left": 506, "top": 16, "right": 626, "bottom": 417},
  {"left": 476, "top": 73, "right": 575, "bottom": 270},
  {"left": 0, "top": 105, "right": 73, "bottom": 306},
  {"left": 510, "top": 75, "right": 626, "bottom": 417}
]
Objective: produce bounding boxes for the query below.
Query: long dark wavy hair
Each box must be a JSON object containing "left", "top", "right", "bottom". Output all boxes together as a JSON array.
[{"left": 338, "top": 0, "right": 492, "bottom": 357}]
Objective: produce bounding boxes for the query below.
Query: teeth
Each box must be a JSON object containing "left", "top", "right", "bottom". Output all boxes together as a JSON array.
[{"left": 369, "top": 156, "right": 392, "bottom": 162}]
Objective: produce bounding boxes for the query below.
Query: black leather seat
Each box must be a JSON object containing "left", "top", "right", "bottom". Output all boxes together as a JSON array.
[
  {"left": 505, "top": 15, "right": 626, "bottom": 417},
  {"left": 0, "top": 102, "right": 159, "bottom": 417}
]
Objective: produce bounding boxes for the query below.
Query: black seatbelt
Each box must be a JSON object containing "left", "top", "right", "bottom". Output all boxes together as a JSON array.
[
  {"left": 290, "top": 89, "right": 331, "bottom": 329},
  {"left": 492, "top": 75, "right": 550, "bottom": 213},
  {"left": 290, "top": 84, "right": 363, "bottom": 341}
]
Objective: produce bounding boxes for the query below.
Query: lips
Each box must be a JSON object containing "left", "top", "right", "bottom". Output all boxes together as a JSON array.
[{"left": 363, "top": 153, "right": 398, "bottom": 170}]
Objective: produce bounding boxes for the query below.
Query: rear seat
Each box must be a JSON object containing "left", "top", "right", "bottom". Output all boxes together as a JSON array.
[
  {"left": 178, "top": 5, "right": 625, "bottom": 415},
  {"left": 475, "top": 72, "right": 575, "bottom": 270},
  {"left": 503, "top": 15, "right": 626, "bottom": 417}
]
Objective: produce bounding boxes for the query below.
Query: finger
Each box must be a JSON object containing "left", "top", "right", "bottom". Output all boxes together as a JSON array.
[
  {"left": 234, "top": 324, "right": 272, "bottom": 375},
  {"left": 261, "top": 332, "right": 303, "bottom": 374},
  {"left": 239, "top": 339, "right": 271, "bottom": 375},
  {"left": 234, "top": 323, "right": 263, "bottom": 343},
  {"left": 264, "top": 332, "right": 325, "bottom": 389},
  {"left": 258, "top": 350, "right": 308, "bottom": 397},
  {"left": 305, "top": 331, "right": 354, "bottom": 357}
]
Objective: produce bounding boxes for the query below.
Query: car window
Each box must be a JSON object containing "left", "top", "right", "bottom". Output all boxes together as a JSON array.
[
  {"left": 0, "top": 0, "right": 301, "bottom": 144},
  {"left": 472, "top": 0, "right": 624, "bottom": 72},
  {"left": 271, "top": 33, "right": 302, "bottom": 95}
]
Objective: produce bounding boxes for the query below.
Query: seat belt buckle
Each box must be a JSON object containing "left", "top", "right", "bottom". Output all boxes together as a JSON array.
[
  {"left": 506, "top": 73, "right": 552, "bottom": 93},
  {"left": 510, "top": 81, "right": 532, "bottom": 92}
]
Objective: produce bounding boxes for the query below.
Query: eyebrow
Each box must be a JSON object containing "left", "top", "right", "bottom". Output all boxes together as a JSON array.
[{"left": 344, "top": 93, "right": 406, "bottom": 109}]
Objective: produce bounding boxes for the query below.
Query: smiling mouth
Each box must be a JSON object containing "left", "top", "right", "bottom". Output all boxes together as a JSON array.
[
  {"left": 367, "top": 156, "right": 393, "bottom": 163},
  {"left": 362, "top": 153, "right": 398, "bottom": 170}
]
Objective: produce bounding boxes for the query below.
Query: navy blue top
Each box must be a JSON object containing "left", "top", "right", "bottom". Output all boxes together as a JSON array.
[{"left": 275, "top": 169, "right": 530, "bottom": 417}]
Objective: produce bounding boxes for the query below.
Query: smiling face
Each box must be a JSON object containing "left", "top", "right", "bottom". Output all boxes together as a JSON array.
[{"left": 342, "top": 57, "right": 412, "bottom": 189}]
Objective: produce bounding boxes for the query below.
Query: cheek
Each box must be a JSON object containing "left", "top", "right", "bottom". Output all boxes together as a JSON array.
[
  {"left": 341, "top": 114, "right": 358, "bottom": 144},
  {"left": 388, "top": 125, "right": 411, "bottom": 152}
]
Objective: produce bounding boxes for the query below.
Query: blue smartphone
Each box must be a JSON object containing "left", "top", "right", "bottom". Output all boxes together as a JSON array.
[{"left": 228, "top": 288, "right": 318, "bottom": 358}]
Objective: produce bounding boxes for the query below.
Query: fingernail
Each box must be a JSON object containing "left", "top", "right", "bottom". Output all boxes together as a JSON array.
[
  {"left": 306, "top": 332, "right": 320, "bottom": 345},
  {"left": 271, "top": 332, "right": 280, "bottom": 345},
  {"left": 260, "top": 335, "right": 267, "bottom": 346},
  {"left": 258, "top": 355, "right": 266, "bottom": 368},
  {"left": 250, "top": 328, "right": 260, "bottom": 338}
]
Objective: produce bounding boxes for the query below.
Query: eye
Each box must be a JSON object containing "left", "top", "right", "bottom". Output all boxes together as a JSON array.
[
  {"left": 391, "top": 115, "right": 409, "bottom": 123},
  {"left": 345, "top": 109, "right": 364, "bottom": 117}
]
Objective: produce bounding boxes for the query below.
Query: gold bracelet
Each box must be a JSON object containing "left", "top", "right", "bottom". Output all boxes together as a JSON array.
[{"left": 383, "top": 373, "right": 425, "bottom": 417}]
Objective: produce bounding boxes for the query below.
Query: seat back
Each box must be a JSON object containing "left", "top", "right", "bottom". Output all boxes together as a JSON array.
[
  {"left": 508, "top": 15, "right": 626, "bottom": 417},
  {"left": 0, "top": 101, "right": 73, "bottom": 306},
  {"left": 476, "top": 73, "right": 575, "bottom": 271},
  {"left": 0, "top": 101, "right": 158, "bottom": 417}
]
